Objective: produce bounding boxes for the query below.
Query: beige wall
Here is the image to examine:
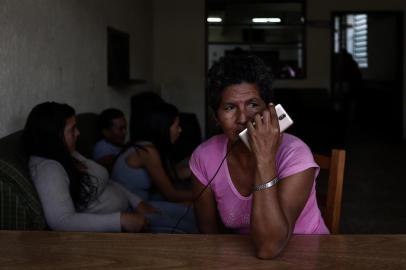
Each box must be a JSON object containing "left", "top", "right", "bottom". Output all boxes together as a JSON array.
[
  {"left": 0, "top": 0, "right": 153, "bottom": 137},
  {"left": 152, "top": 0, "right": 206, "bottom": 135}
]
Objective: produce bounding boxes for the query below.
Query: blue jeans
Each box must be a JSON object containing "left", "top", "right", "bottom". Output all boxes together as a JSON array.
[{"left": 145, "top": 201, "right": 198, "bottom": 233}]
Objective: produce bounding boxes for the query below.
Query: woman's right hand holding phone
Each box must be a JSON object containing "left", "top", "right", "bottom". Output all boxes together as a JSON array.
[{"left": 247, "top": 103, "right": 281, "bottom": 172}]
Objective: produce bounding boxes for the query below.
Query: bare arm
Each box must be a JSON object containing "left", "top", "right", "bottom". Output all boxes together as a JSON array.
[
  {"left": 248, "top": 104, "right": 315, "bottom": 259},
  {"left": 175, "top": 161, "right": 192, "bottom": 180},
  {"left": 191, "top": 173, "right": 219, "bottom": 233},
  {"left": 251, "top": 168, "right": 314, "bottom": 259},
  {"left": 32, "top": 160, "right": 145, "bottom": 232},
  {"left": 127, "top": 146, "right": 194, "bottom": 202}
]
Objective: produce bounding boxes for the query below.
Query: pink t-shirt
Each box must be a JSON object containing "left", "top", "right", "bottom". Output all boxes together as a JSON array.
[{"left": 190, "top": 133, "right": 329, "bottom": 234}]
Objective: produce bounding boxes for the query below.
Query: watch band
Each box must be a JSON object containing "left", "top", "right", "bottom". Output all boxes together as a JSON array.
[{"left": 253, "top": 177, "right": 281, "bottom": 192}]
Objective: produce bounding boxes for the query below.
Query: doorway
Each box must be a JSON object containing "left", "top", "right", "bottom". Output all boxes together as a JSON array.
[
  {"left": 331, "top": 11, "right": 406, "bottom": 234},
  {"left": 331, "top": 12, "right": 403, "bottom": 142}
]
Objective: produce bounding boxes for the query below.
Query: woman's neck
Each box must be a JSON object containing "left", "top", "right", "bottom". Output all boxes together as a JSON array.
[{"left": 227, "top": 140, "right": 253, "bottom": 167}]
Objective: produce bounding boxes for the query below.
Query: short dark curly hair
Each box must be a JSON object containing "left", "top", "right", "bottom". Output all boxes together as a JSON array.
[
  {"left": 207, "top": 55, "right": 273, "bottom": 115},
  {"left": 98, "top": 108, "right": 124, "bottom": 138}
]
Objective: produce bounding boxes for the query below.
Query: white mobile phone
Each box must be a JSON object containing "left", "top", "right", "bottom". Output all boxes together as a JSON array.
[{"left": 238, "top": 104, "right": 293, "bottom": 149}]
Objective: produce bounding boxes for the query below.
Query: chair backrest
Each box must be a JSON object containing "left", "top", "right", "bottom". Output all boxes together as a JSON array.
[{"left": 313, "top": 149, "right": 346, "bottom": 234}]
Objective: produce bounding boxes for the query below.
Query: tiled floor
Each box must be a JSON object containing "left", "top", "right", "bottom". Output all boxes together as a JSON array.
[
  {"left": 324, "top": 102, "right": 406, "bottom": 234},
  {"left": 340, "top": 136, "right": 406, "bottom": 233}
]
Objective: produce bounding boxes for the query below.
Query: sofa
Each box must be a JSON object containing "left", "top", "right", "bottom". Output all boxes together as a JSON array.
[
  {"left": 0, "top": 130, "right": 46, "bottom": 229},
  {"left": 0, "top": 113, "right": 99, "bottom": 230}
]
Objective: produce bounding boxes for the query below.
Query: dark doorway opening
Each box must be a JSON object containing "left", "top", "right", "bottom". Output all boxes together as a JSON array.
[
  {"left": 331, "top": 12, "right": 403, "bottom": 143},
  {"left": 331, "top": 11, "right": 406, "bottom": 234}
]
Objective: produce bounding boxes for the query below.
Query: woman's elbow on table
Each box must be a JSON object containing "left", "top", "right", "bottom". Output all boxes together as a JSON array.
[
  {"left": 254, "top": 231, "right": 290, "bottom": 259},
  {"left": 256, "top": 242, "right": 284, "bottom": 259}
]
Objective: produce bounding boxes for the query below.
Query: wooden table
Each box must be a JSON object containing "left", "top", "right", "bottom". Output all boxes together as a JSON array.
[{"left": 0, "top": 231, "right": 405, "bottom": 269}]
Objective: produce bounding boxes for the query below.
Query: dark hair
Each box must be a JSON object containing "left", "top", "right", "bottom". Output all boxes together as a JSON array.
[
  {"left": 207, "top": 55, "right": 273, "bottom": 114},
  {"left": 130, "top": 91, "right": 164, "bottom": 141},
  {"left": 98, "top": 108, "right": 124, "bottom": 137},
  {"left": 23, "top": 102, "right": 97, "bottom": 210},
  {"left": 129, "top": 102, "right": 179, "bottom": 181},
  {"left": 131, "top": 102, "right": 179, "bottom": 157}
]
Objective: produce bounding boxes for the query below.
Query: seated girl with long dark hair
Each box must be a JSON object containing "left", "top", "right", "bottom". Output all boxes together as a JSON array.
[
  {"left": 112, "top": 102, "right": 194, "bottom": 202},
  {"left": 111, "top": 102, "right": 197, "bottom": 232}
]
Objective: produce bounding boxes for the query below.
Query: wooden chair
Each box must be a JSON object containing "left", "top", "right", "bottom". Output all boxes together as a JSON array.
[{"left": 313, "top": 149, "right": 346, "bottom": 234}]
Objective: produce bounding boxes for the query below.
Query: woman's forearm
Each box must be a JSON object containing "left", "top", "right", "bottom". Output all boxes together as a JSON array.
[{"left": 250, "top": 168, "right": 291, "bottom": 259}]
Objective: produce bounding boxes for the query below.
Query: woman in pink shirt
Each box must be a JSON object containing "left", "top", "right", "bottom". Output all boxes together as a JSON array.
[{"left": 189, "top": 55, "right": 328, "bottom": 259}]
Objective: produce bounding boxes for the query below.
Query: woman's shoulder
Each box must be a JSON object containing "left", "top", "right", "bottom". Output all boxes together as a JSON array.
[
  {"left": 131, "top": 142, "right": 157, "bottom": 157},
  {"left": 193, "top": 134, "right": 227, "bottom": 155},
  {"left": 135, "top": 140, "right": 154, "bottom": 146},
  {"left": 29, "top": 156, "right": 64, "bottom": 171},
  {"left": 190, "top": 134, "right": 228, "bottom": 173},
  {"left": 93, "top": 139, "right": 121, "bottom": 159},
  {"left": 132, "top": 142, "right": 158, "bottom": 156},
  {"left": 94, "top": 139, "right": 107, "bottom": 148},
  {"left": 280, "top": 133, "right": 310, "bottom": 151},
  {"left": 72, "top": 151, "right": 100, "bottom": 168},
  {"left": 124, "top": 144, "right": 159, "bottom": 167},
  {"left": 189, "top": 134, "right": 228, "bottom": 183},
  {"left": 29, "top": 156, "right": 69, "bottom": 184},
  {"left": 277, "top": 133, "right": 318, "bottom": 178}
]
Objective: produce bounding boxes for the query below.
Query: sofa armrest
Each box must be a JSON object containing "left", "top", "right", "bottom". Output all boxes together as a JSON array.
[{"left": 0, "top": 160, "right": 46, "bottom": 230}]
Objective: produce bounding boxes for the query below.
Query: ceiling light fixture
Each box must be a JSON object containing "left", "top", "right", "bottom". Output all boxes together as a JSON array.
[
  {"left": 252, "top": 18, "right": 281, "bottom": 23},
  {"left": 207, "top": 17, "right": 222, "bottom": 23}
]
